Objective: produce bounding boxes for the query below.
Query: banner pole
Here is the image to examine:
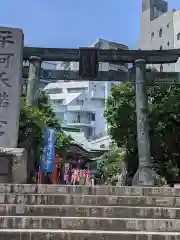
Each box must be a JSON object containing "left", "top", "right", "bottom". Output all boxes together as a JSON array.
[
  {"left": 53, "top": 153, "right": 58, "bottom": 184},
  {"left": 39, "top": 166, "right": 42, "bottom": 184}
]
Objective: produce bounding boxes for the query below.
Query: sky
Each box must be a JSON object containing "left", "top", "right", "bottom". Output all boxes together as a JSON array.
[{"left": 0, "top": 0, "right": 180, "bottom": 49}]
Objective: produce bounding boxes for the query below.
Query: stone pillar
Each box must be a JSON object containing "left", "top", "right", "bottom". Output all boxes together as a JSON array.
[
  {"left": 0, "top": 27, "right": 28, "bottom": 183},
  {"left": 26, "top": 56, "right": 41, "bottom": 106},
  {"left": 132, "top": 59, "right": 156, "bottom": 186}
]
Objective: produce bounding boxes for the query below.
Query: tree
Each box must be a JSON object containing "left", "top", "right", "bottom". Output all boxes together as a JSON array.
[
  {"left": 55, "top": 131, "right": 72, "bottom": 157},
  {"left": 37, "top": 90, "right": 72, "bottom": 156},
  {"left": 104, "top": 81, "right": 180, "bottom": 183},
  {"left": 18, "top": 90, "right": 72, "bottom": 181},
  {"left": 97, "top": 148, "right": 126, "bottom": 185}
]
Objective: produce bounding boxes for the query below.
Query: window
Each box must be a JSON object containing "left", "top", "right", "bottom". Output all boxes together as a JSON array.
[
  {"left": 99, "top": 63, "right": 102, "bottom": 71},
  {"left": 160, "top": 64, "right": 163, "bottom": 72},
  {"left": 77, "top": 112, "right": 80, "bottom": 123},
  {"left": 47, "top": 88, "right": 62, "bottom": 94},
  {"left": 68, "top": 88, "right": 85, "bottom": 93},
  {"left": 88, "top": 128, "right": 93, "bottom": 137},
  {"left": 76, "top": 99, "right": 84, "bottom": 105},
  {"left": 100, "top": 144, "right": 105, "bottom": 148},
  {"left": 177, "top": 33, "right": 180, "bottom": 41},
  {"left": 91, "top": 113, "right": 95, "bottom": 121},
  {"left": 160, "top": 45, "right": 163, "bottom": 50},
  {"left": 53, "top": 99, "right": 63, "bottom": 104},
  {"left": 159, "top": 28, "right": 162, "bottom": 37},
  {"left": 151, "top": 32, "right": 154, "bottom": 39},
  {"left": 167, "top": 41, "right": 170, "bottom": 47}
]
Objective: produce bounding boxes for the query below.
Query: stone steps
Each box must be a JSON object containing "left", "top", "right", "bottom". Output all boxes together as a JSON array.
[
  {"left": 0, "top": 216, "right": 180, "bottom": 231},
  {"left": 1, "top": 184, "right": 180, "bottom": 239},
  {"left": 0, "top": 229, "right": 180, "bottom": 240},
  {"left": 0, "top": 204, "right": 179, "bottom": 218},
  {"left": 1, "top": 184, "right": 180, "bottom": 196},
  {"left": 1, "top": 194, "right": 180, "bottom": 207}
]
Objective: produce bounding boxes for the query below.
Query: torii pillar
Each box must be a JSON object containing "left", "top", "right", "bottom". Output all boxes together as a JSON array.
[{"left": 132, "top": 59, "right": 157, "bottom": 186}]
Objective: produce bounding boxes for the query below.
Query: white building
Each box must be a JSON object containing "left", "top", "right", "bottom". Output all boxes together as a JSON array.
[
  {"left": 45, "top": 81, "right": 105, "bottom": 140},
  {"left": 90, "top": 135, "right": 116, "bottom": 149},
  {"left": 44, "top": 39, "right": 128, "bottom": 141},
  {"left": 137, "top": 0, "right": 180, "bottom": 72}
]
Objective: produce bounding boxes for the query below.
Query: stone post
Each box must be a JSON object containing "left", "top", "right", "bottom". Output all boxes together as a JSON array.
[
  {"left": 132, "top": 59, "right": 155, "bottom": 186},
  {"left": 26, "top": 56, "right": 41, "bottom": 106},
  {"left": 0, "top": 27, "right": 27, "bottom": 183}
]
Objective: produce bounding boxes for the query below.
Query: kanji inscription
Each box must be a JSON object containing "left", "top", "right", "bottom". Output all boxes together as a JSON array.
[
  {"left": 0, "top": 53, "right": 14, "bottom": 68},
  {"left": 0, "top": 31, "right": 15, "bottom": 48},
  {"left": 0, "top": 92, "right": 9, "bottom": 108},
  {"left": 0, "top": 120, "right": 7, "bottom": 136},
  {"left": 0, "top": 27, "right": 23, "bottom": 148},
  {"left": 0, "top": 72, "right": 12, "bottom": 87}
]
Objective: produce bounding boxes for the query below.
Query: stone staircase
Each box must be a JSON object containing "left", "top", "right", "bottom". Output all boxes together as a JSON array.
[{"left": 0, "top": 185, "right": 180, "bottom": 239}]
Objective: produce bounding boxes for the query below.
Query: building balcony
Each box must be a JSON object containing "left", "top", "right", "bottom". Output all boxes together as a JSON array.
[
  {"left": 67, "top": 105, "right": 95, "bottom": 112},
  {"left": 67, "top": 120, "right": 95, "bottom": 128},
  {"left": 51, "top": 104, "right": 66, "bottom": 113}
]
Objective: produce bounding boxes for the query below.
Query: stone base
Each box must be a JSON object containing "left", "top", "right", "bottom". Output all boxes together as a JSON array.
[
  {"left": 132, "top": 166, "right": 160, "bottom": 186},
  {"left": 0, "top": 148, "right": 27, "bottom": 183}
]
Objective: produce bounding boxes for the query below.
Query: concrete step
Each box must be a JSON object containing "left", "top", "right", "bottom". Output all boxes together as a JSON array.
[
  {"left": 1, "top": 216, "right": 180, "bottom": 231},
  {"left": 0, "top": 229, "right": 180, "bottom": 240},
  {"left": 1, "top": 184, "right": 180, "bottom": 196},
  {"left": 0, "top": 193, "right": 180, "bottom": 207},
  {"left": 1, "top": 194, "right": 180, "bottom": 207},
  {"left": 0, "top": 204, "right": 180, "bottom": 218}
]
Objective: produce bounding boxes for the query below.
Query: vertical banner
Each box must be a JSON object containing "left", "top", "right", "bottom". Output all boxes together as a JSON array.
[{"left": 41, "top": 128, "right": 56, "bottom": 173}]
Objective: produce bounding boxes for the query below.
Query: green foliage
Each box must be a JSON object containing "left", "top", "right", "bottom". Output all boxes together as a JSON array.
[
  {"left": 55, "top": 132, "right": 72, "bottom": 157},
  {"left": 18, "top": 90, "right": 72, "bottom": 178},
  {"left": 104, "top": 81, "right": 180, "bottom": 183},
  {"left": 18, "top": 99, "right": 45, "bottom": 149},
  {"left": 38, "top": 91, "right": 61, "bottom": 129},
  {"left": 38, "top": 91, "right": 73, "bottom": 155},
  {"left": 97, "top": 148, "right": 126, "bottom": 185}
]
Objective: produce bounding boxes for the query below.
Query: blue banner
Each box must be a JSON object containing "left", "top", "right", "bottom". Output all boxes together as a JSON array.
[
  {"left": 43, "top": 128, "right": 56, "bottom": 146},
  {"left": 41, "top": 128, "right": 56, "bottom": 173}
]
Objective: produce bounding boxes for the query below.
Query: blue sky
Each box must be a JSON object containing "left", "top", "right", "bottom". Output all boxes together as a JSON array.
[{"left": 1, "top": 0, "right": 180, "bottom": 49}]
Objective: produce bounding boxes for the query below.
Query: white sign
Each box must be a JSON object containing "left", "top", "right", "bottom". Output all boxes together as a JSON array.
[{"left": 0, "top": 27, "right": 24, "bottom": 147}]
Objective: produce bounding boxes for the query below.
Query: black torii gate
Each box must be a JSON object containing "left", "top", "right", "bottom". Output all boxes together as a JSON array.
[{"left": 23, "top": 47, "right": 180, "bottom": 186}]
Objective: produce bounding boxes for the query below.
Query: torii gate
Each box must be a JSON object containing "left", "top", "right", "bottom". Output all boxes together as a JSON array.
[{"left": 23, "top": 47, "right": 180, "bottom": 186}]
